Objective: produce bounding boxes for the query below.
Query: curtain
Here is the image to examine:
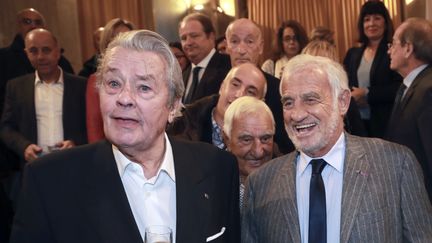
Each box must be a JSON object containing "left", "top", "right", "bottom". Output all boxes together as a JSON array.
[
  {"left": 76, "top": 0, "right": 155, "bottom": 62},
  {"left": 247, "top": 0, "right": 402, "bottom": 62}
]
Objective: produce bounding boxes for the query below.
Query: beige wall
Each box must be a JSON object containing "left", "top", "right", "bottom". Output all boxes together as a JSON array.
[{"left": 0, "top": 0, "right": 82, "bottom": 73}]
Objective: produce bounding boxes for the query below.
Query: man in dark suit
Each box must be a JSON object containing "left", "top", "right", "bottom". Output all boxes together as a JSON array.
[
  {"left": 167, "top": 63, "right": 267, "bottom": 150},
  {"left": 242, "top": 54, "right": 432, "bottom": 242},
  {"left": 10, "top": 30, "right": 239, "bottom": 243},
  {"left": 178, "top": 13, "right": 231, "bottom": 104},
  {"left": 225, "top": 18, "right": 294, "bottom": 154},
  {"left": 0, "top": 28, "right": 87, "bottom": 242},
  {"left": 0, "top": 8, "right": 74, "bottom": 114},
  {"left": 386, "top": 17, "right": 432, "bottom": 201}
]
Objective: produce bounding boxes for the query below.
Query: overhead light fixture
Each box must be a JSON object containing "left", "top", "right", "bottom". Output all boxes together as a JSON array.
[
  {"left": 217, "top": 6, "right": 224, "bottom": 13},
  {"left": 193, "top": 4, "right": 204, "bottom": 11}
]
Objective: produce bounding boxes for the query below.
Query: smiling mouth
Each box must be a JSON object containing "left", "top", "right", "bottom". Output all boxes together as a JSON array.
[{"left": 294, "top": 123, "right": 316, "bottom": 134}]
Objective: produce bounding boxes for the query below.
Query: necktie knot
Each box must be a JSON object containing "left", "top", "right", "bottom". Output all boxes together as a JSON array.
[
  {"left": 193, "top": 66, "right": 202, "bottom": 75},
  {"left": 311, "top": 159, "right": 327, "bottom": 175}
]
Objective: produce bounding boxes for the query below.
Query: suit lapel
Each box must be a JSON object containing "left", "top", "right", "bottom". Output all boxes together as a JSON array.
[
  {"left": 399, "top": 65, "right": 431, "bottom": 111},
  {"left": 279, "top": 153, "right": 301, "bottom": 242},
  {"left": 171, "top": 138, "right": 208, "bottom": 243},
  {"left": 79, "top": 141, "right": 143, "bottom": 243},
  {"left": 340, "top": 134, "right": 370, "bottom": 243},
  {"left": 25, "top": 75, "right": 37, "bottom": 142}
]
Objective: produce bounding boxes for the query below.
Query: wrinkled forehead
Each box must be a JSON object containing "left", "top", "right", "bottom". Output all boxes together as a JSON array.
[
  {"left": 229, "top": 22, "right": 261, "bottom": 39},
  {"left": 282, "top": 68, "right": 328, "bottom": 89}
]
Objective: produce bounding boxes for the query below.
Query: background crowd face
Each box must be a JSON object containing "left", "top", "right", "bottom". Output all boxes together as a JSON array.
[
  {"left": 18, "top": 9, "right": 45, "bottom": 38},
  {"left": 388, "top": 23, "right": 408, "bottom": 75},
  {"left": 281, "top": 68, "right": 344, "bottom": 157},
  {"left": 363, "top": 14, "right": 386, "bottom": 42},
  {"left": 25, "top": 29, "right": 61, "bottom": 79},
  {"left": 99, "top": 46, "right": 173, "bottom": 152},
  {"left": 217, "top": 64, "right": 266, "bottom": 117},
  {"left": 226, "top": 19, "right": 263, "bottom": 66},
  {"left": 227, "top": 112, "right": 274, "bottom": 177},
  {"left": 282, "top": 27, "right": 300, "bottom": 58},
  {"left": 179, "top": 19, "right": 215, "bottom": 65}
]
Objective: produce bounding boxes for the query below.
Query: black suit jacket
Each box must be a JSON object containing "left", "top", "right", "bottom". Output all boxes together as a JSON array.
[
  {"left": 386, "top": 65, "right": 432, "bottom": 201},
  {"left": 343, "top": 40, "right": 402, "bottom": 137},
  {"left": 10, "top": 138, "right": 240, "bottom": 243},
  {"left": 0, "top": 72, "right": 87, "bottom": 167},
  {"left": 0, "top": 34, "right": 74, "bottom": 115},
  {"left": 183, "top": 52, "right": 231, "bottom": 103}
]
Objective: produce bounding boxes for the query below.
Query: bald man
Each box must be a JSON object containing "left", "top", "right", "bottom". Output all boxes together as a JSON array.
[
  {"left": 225, "top": 18, "right": 294, "bottom": 153},
  {"left": 0, "top": 8, "right": 74, "bottom": 114},
  {"left": 168, "top": 63, "right": 267, "bottom": 150},
  {"left": 0, "top": 29, "right": 87, "bottom": 220}
]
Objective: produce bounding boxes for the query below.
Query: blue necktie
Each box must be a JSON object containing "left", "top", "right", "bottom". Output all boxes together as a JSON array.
[{"left": 309, "top": 159, "right": 327, "bottom": 243}]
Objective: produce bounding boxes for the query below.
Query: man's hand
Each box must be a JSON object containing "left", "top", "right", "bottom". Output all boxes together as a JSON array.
[
  {"left": 24, "top": 144, "right": 43, "bottom": 162},
  {"left": 55, "top": 140, "right": 75, "bottom": 150}
]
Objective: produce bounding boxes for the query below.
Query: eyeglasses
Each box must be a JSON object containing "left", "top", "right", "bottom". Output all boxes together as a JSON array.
[
  {"left": 283, "top": 35, "right": 298, "bottom": 43},
  {"left": 21, "top": 18, "right": 44, "bottom": 26},
  {"left": 387, "top": 40, "right": 404, "bottom": 49}
]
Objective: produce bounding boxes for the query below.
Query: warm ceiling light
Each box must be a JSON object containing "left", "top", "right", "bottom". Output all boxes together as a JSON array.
[
  {"left": 193, "top": 4, "right": 204, "bottom": 11},
  {"left": 217, "top": 6, "right": 224, "bottom": 13},
  {"left": 405, "top": 0, "right": 414, "bottom": 4}
]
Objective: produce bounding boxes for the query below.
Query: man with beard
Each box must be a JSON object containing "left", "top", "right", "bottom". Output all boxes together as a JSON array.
[
  {"left": 223, "top": 96, "right": 278, "bottom": 212},
  {"left": 241, "top": 54, "right": 432, "bottom": 243}
]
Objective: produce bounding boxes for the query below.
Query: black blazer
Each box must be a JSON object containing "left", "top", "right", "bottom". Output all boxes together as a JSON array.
[
  {"left": 10, "top": 138, "right": 240, "bottom": 243},
  {"left": 183, "top": 52, "right": 231, "bottom": 103},
  {"left": 0, "top": 72, "right": 87, "bottom": 166},
  {"left": 343, "top": 40, "right": 402, "bottom": 138},
  {"left": 386, "top": 65, "right": 432, "bottom": 201}
]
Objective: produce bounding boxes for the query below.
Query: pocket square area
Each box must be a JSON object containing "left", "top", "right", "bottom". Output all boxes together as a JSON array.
[{"left": 206, "top": 226, "right": 226, "bottom": 242}]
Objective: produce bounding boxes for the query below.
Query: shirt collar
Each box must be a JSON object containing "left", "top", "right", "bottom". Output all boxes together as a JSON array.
[
  {"left": 114, "top": 133, "right": 176, "bottom": 182},
  {"left": 403, "top": 64, "right": 428, "bottom": 89},
  {"left": 34, "top": 67, "right": 64, "bottom": 85},
  {"left": 192, "top": 48, "right": 216, "bottom": 69},
  {"left": 298, "top": 132, "right": 345, "bottom": 175}
]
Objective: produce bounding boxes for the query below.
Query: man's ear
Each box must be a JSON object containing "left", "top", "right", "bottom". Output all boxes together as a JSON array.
[
  {"left": 338, "top": 89, "right": 351, "bottom": 116},
  {"left": 404, "top": 42, "right": 414, "bottom": 59},
  {"left": 222, "top": 131, "right": 231, "bottom": 151},
  {"left": 168, "top": 99, "right": 182, "bottom": 124}
]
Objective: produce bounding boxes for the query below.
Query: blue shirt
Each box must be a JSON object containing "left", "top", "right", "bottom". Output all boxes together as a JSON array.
[
  {"left": 114, "top": 133, "right": 177, "bottom": 242},
  {"left": 296, "top": 133, "right": 345, "bottom": 243}
]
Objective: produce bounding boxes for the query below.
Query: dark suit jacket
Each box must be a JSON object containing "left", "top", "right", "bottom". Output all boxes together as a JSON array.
[
  {"left": 386, "top": 65, "right": 432, "bottom": 201},
  {"left": 0, "top": 72, "right": 87, "bottom": 167},
  {"left": 183, "top": 52, "right": 231, "bottom": 103},
  {"left": 343, "top": 40, "right": 402, "bottom": 138},
  {"left": 10, "top": 138, "right": 240, "bottom": 243},
  {"left": 0, "top": 34, "right": 74, "bottom": 115},
  {"left": 261, "top": 71, "right": 294, "bottom": 154},
  {"left": 242, "top": 134, "right": 432, "bottom": 243}
]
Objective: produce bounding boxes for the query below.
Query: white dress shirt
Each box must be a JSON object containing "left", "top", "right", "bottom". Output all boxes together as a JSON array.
[
  {"left": 184, "top": 48, "right": 216, "bottom": 98},
  {"left": 114, "top": 133, "right": 177, "bottom": 242},
  {"left": 34, "top": 68, "right": 64, "bottom": 152},
  {"left": 296, "top": 133, "right": 345, "bottom": 243}
]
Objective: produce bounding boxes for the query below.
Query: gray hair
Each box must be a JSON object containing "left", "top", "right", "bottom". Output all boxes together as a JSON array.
[
  {"left": 223, "top": 96, "right": 275, "bottom": 139},
  {"left": 96, "top": 30, "right": 184, "bottom": 116},
  {"left": 399, "top": 18, "right": 432, "bottom": 64},
  {"left": 280, "top": 54, "right": 349, "bottom": 99}
]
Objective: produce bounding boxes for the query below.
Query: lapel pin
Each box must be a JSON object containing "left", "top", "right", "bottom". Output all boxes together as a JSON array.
[
  {"left": 356, "top": 170, "right": 368, "bottom": 176},
  {"left": 204, "top": 193, "right": 209, "bottom": 199}
]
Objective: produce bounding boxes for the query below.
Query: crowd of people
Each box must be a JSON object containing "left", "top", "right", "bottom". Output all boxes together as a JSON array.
[{"left": 0, "top": 1, "right": 432, "bottom": 242}]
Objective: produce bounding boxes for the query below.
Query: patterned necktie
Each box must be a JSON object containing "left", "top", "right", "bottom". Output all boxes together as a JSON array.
[
  {"left": 184, "top": 66, "right": 201, "bottom": 104},
  {"left": 309, "top": 159, "right": 327, "bottom": 243}
]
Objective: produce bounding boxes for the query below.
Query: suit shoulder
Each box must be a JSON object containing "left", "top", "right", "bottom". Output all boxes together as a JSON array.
[
  {"left": 170, "top": 137, "right": 236, "bottom": 167},
  {"left": 249, "top": 153, "right": 295, "bottom": 180},
  {"left": 64, "top": 72, "right": 87, "bottom": 83}
]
